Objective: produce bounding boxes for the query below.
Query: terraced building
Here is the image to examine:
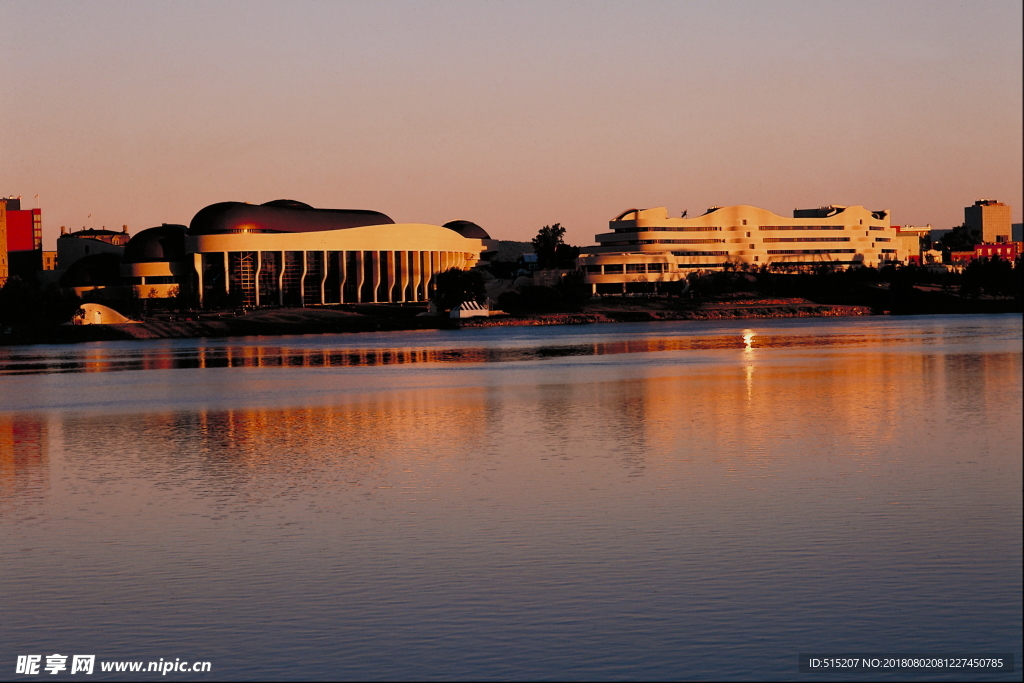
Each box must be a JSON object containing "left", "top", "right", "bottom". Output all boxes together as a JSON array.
[{"left": 579, "top": 204, "right": 904, "bottom": 294}]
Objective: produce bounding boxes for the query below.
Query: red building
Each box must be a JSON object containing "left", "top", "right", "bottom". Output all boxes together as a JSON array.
[
  {"left": 949, "top": 242, "right": 1022, "bottom": 263},
  {"left": 1, "top": 197, "right": 42, "bottom": 276},
  {"left": 973, "top": 242, "right": 1021, "bottom": 260}
]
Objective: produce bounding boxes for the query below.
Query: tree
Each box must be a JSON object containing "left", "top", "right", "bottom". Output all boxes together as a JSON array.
[
  {"left": 531, "top": 223, "right": 579, "bottom": 269},
  {"left": 0, "top": 277, "right": 80, "bottom": 327},
  {"left": 939, "top": 223, "right": 981, "bottom": 252},
  {"left": 431, "top": 268, "right": 486, "bottom": 311}
]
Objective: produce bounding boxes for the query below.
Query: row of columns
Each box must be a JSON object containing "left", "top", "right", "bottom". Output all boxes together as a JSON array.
[{"left": 195, "top": 250, "right": 473, "bottom": 307}]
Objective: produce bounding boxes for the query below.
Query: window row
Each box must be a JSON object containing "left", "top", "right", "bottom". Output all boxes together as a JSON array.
[
  {"left": 762, "top": 237, "right": 851, "bottom": 243},
  {"left": 624, "top": 238, "right": 726, "bottom": 245},
  {"left": 759, "top": 225, "right": 845, "bottom": 231},
  {"left": 766, "top": 249, "right": 857, "bottom": 255},
  {"left": 612, "top": 226, "right": 722, "bottom": 233},
  {"left": 589, "top": 262, "right": 670, "bottom": 274}
]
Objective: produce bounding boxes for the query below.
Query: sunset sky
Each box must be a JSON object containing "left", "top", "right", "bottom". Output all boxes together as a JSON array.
[{"left": 2, "top": 0, "right": 1021, "bottom": 248}]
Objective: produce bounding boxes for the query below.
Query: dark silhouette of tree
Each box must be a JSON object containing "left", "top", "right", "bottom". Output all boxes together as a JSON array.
[
  {"left": 531, "top": 223, "right": 579, "bottom": 269},
  {"left": 961, "top": 256, "right": 1017, "bottom": 298},
  {"left": 938, "top": 223, "right": 981, "bottom": 252},
  {"left": 431, "top": 268, "right": 486, "bottom": 311},
  {"left": 0, "top": 277, "right": 80, "bottom": 327}
]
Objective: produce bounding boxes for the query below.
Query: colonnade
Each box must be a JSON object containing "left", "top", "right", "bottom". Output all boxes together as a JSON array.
[{"left": 193, "top": 249, "right": 475, "bottom": 307}]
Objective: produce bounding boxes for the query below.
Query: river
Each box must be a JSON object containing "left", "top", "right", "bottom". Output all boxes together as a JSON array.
[{"left": 1, "top": 314, "right": 1021, "bottom": 680}]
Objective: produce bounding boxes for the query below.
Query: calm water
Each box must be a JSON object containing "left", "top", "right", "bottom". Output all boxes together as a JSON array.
[{"left": 1, "top": 315, "right": 1021, "bottom": 681}]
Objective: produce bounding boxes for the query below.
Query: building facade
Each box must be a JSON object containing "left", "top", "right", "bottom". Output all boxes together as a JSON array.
[
  {"left": 965, "top": 199, "right": 1012, "bottom": 244},
  {"left": 57, "top": 226, "right": 130, "bottom": 271},
  {"left": 974, "top": 242, "right": 1021, "bottom": 260},
  {"left": 1, "top": 197, "right": 42, "bottom": 278},
  {"left": 185, "top": 200, "right": 488, "bottom": 307},
  {"left": 0, "top": 201, "right": 8, "bottom": 285},
  {"left": 578, "top": 204, "right": 902, "bottom": 294},
  {"left": 120, "top": 224, "right": 189, "bottom": 298},
  {"left": 894, "top": 225, "right": 931, "bottom": 263}
]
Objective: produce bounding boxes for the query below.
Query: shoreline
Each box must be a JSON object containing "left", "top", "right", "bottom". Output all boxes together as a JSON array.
[
  {"left": 0, "top": 301, "right": 874, "bottom": 346},
  {"left": 458, "top": 303, "right": 872, "bottom": 328},
  {"left": 2, "top": 294, "right": 1020, "bottom": 346}
]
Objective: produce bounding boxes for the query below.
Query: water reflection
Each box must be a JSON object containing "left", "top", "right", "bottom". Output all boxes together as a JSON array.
[
  {"left": 0, "top": 316, "right": 1020, "bottom": 680},
  {"left": 0, "top": 327, "right": 970, "bottom": 376},
  {"left": 5, "top": 348, "right": 1017, "bottom": 494},
  {"left": 0, "top": 413, "right": 49, "bottom": 514}
]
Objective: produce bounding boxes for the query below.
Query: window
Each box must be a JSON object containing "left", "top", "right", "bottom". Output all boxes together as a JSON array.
[
  {"left": 585, "top": 265, "right": 602, "bottom": 273},
  {"left": 647, "top": 263, "right": 667, "bottom": 273},
  {"left": 742, "top": 220, "right": 748, "bottom": 225},
  {"left": 604, "top": 264, "right": 624, "bottom": 274},
  {"left": 626, "top": 264, "right": 645, "bottom": 273},
  {"left": 745, "top": 232, "right": 751, "bottom": 238},
  {"left": 874, "top": 238, "right": 891, "bottom": 242}
]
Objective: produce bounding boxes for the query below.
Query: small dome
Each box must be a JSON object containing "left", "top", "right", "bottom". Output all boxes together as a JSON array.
[
  {"left": 443, "top": 220, "right": 490, "bottom": 240},
  {"left": 262, "top": 199, "right": 314, "bottom": 210},
  {"left": 122, "top": 224, "right": 187, "bottom": 264}
]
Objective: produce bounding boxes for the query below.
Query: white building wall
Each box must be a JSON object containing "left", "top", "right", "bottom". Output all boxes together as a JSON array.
[{"left": 579, "top": 205, "right": 902, "bottom": 292}]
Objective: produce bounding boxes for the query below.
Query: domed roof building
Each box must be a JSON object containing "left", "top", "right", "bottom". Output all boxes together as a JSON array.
[
  {"left": 184, "top": 200, "right": 489, "bottom": 307},
  {"left": 122, "top": 224, "right": 187, "bottom": 264},
  {"left": 442, "top": 220, "right": 490, "bottom": 240},
  {"left": 121, "top": 224, "right": 189, "bottom": 299}
]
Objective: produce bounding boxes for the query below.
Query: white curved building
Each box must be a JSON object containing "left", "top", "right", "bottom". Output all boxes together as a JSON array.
[
  {"left": 579, "top": 204, "right": 904, "bottom": 294},
  {"left": 182, "top": 200, "right": 488, "bottom": 307}
]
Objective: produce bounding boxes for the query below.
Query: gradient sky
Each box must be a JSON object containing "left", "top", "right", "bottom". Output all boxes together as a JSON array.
[{"left": 2, "top": 0, "right": 1021, "bottom": 248}]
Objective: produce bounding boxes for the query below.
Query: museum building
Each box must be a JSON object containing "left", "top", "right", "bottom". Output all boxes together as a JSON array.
[
  {"left": 133, "top": 200, "right": 492, "bottom": 307},
  {"left": 579, "top": 204, "right": 905, "bottom": 294}
]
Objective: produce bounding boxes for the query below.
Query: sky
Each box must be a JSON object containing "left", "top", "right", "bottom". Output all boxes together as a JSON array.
[{"left": 2, "top": 0, "right": 1021, "bottom": 248}]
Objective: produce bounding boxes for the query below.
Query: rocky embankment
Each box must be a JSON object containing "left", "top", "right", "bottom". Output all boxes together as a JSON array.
[
  {"left": 1, "top": 308, "right": 455, "bottom": 345},
  {"left": 459, "top": 301, "right": 870, "bottom": 327},
  {"left": 1, "top": 298, "right": 875, "bottom": 345}
]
